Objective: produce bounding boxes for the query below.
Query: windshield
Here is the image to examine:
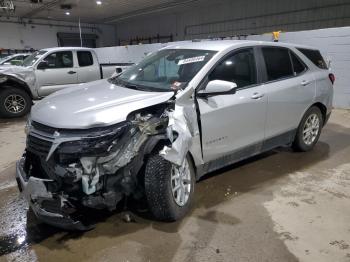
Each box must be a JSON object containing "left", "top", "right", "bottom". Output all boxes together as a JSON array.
[
  {"left": 22, "top": 50, "right": 47, "bottom": 67},
  {"left": 111, "top": 49, "right": 216, "bottom": 92}
]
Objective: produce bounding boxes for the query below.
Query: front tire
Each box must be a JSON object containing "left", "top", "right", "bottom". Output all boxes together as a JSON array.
[
  {"left": 144, "top": 153, "right": 195, "bottom": 221},
  {"left": 292, "top": 106, "right": 323, "bottom": 152},
  {"left": 0, "top": 87, "right": 31, "bottom": 118}
]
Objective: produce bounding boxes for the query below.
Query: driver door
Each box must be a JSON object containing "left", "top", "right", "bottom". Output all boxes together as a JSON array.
[
  {"left": 197, "top": 48, "right": 267, "bottom": 165},
  {"left": 36, "top": 51, "right": 78, "bottom": 97}
]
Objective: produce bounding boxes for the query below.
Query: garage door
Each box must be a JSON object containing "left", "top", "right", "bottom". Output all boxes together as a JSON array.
[{"left": 57, "top": 32, "right": 98, "bottom": 48}]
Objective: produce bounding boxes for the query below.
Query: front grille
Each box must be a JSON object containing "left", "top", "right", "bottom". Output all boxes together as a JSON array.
[
  {"left": 31, "top": 121, "right": 57, "bottom": 135},
  {"left": 27, "top": 135, "right": 53, "bottom": 157},
  {"left": 27, "top": 121, "right": 129, "bottom": 159}
]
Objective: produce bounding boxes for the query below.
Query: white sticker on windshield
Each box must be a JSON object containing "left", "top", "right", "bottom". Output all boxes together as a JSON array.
[{"left": 178, "top": 56, "right": 206, "bottom": 65}]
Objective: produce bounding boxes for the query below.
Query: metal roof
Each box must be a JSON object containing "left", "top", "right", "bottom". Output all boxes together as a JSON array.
[{"left": 7, "top": 0, "right": 201, "bottom": 24}]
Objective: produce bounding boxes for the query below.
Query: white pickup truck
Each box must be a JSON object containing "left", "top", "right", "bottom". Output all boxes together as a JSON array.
[{"left": 0, "top": 47, "right": 131, "bottom": 118}]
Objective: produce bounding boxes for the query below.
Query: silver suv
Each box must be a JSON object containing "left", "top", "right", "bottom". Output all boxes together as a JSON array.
[{"left": 16, "top": 40, "right": 334, "bottom": 230}]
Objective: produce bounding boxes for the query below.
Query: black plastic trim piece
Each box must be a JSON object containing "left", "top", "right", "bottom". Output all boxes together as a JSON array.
[
  {"left": 261, "top": 129, "right": 297, "bottom": 152},
  {"left": 196, "top": 129, "right": 297, "bottom": 178},
  {"left": 100, "top": 63, "right": 134, "bottom": 67}
]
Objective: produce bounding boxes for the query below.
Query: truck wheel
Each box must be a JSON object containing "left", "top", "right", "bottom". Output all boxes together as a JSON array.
[
  {"left": 144, "top": 153, "right": 195, "bottom": 221},
  {"left": 292, "top": 106, "right": 323, "bottom": 152},
  {"left": 0, "top": 87, "right": 31, "bottom": 118}
]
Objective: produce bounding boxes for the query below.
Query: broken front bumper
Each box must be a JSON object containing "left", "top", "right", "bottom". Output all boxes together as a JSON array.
[{"left": 16, "top": 157, "right": 90, "bottom": 231}]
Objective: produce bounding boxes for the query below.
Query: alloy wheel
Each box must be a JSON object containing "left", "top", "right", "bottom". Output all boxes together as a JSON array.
[
  {"left": 171, "top": 159, "right": 191, "bottom": 207},
  {"left": 4, "top": 94, "right": 26, "bottom": 114},
  {"left": 302, "top": 113, "right": 320, "bottom": 145}
]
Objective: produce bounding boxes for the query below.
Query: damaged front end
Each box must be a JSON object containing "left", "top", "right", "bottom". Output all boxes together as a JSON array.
[{"left": 16, "top": 103, "right": 175, "bottom": 230}]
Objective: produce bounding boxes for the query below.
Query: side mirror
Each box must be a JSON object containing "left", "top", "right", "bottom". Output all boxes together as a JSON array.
[
  {"left": 197, "top": 80, "right": 237, "bottom": 98},
  {"left": 116, "top": 67, "right": 123, "bottom": 74},
  {"left": 37, "top": 60, "right": 48, "bottom": 70}
]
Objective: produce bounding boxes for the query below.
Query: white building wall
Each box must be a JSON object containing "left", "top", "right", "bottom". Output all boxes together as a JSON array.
[{"left": 0, "top": 18, "right": 116, "bottom": 50}]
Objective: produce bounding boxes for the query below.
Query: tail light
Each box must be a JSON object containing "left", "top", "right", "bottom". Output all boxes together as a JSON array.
[{"left": 329, "top": 73, "right": 335, "bottom": 85}]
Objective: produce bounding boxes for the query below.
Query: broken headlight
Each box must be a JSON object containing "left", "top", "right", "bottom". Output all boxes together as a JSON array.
[{"left": 57, "top": 122, "right": 130, "bottom": 157}]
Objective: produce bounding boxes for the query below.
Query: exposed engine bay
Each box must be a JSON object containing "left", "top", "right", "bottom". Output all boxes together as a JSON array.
[{"left": 16, "top": 99, "right": 196, "bottom": 230}]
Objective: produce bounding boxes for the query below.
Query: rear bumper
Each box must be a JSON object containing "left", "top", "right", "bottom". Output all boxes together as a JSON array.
[{"left": 16, "top": 157, "right": 90, "bottom": 231}]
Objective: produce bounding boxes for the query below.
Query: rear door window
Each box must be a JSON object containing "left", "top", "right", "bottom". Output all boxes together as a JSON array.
[
  {"left": 297, "top": 48, "right": 328, "bottom": 69},
  {"left": 209, "top": 48, "right": 257, "bottom": 88},
  {"left": 262, "top": 47, "right": 293, "bottom": 81},
  {"left": 77, "top": 51, "right": 94, "bottom": 67}
]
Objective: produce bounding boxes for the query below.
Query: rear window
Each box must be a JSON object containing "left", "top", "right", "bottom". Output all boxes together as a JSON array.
[
  {"left": 77, "top": 51, "right": 93, "bottom": 67},
  {"left": 297, "top": 48, "right": 328, "bottom": 69},
  {"left": 262, "top": 47, "right": 294, "bottom": 81}
]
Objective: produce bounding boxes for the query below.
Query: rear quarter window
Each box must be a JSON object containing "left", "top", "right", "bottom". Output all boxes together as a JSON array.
[
  {"left": 297, "top": 48, "right": 328, "bottom": 69},
  {"left": 77, "top": 51, "right": 94, "bottom": 67}
]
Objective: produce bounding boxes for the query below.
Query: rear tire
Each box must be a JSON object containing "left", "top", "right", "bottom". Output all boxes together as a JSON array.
[
  {"left": 292, "top": 106, "right": 323, "bottom": 152},
  {"left": 144, "top": 153, "right": 195, "bottom": 221},
  {"left": 0, "top": 87, "right": 31, "bottom": 118}
]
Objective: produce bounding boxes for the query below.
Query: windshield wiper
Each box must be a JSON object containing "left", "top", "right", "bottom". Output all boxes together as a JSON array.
[
  {"left": 125, "top": 83, "right": 143, "bottom": 90},
  {"left": 110, "top": 77, "right": 175, "bottom": 93},
  {"left": 110, "top": 77, "right": 144, "bottom": 91}
]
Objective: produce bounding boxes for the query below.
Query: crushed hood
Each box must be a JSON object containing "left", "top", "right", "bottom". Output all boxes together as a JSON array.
[
  {"left": 0, "top": 66, "right": 36, "bottom": 88},
  {"left": 31, "top": 79, "right": 174, "bottom": 129},
  {"left": 0, "top": 66, "right": 34, "bottom": 79}
]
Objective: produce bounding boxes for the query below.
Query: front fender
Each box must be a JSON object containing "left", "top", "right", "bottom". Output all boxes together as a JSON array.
[{"left": 0, "top": 73, "right": 36, "bottom": 99}]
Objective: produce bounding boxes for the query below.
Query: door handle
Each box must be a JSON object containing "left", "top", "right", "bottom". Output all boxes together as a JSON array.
[
  {"left": 68, "top": 71, "right": 77, "bottom": 75},
  {"left": 251, "top": 92, "right": 265, "bottom": 100},
  {"left": 301, "top": 80, "right": 310, "bottom": 86}
]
